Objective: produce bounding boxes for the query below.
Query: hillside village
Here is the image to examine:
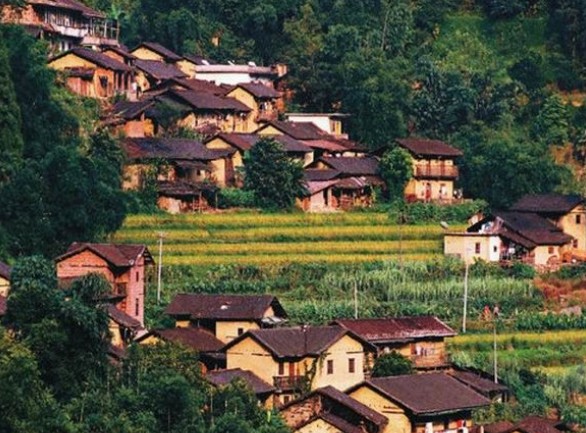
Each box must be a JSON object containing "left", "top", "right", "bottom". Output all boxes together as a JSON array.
[{"left": 2, "top": 0, "right": 586, "bottom": 432}]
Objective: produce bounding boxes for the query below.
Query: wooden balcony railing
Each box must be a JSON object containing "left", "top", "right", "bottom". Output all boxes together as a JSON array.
[
  {"left": 273, "top": 375, "right": 305, "bottom": 391},
  {"left": 414, "top": 164, "right": 459, "bottom": 179}
]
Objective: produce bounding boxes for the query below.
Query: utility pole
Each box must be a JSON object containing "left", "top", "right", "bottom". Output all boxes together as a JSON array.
[
  {"left": 354, "top": 280, "right": 358, "bottom": 319},
  {"left": 463, "top": 258, "right": 469, "bottom": 333},
  {"left": 157, "top": 231, "right": 164, "bottom": 304},
  {"left": 493, "top": 318, "right": 498, "bottom": 384}
]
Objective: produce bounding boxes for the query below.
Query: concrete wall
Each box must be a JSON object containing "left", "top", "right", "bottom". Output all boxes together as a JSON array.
[
  {"left": 444, "top": 234, "right": 501, "bottom": 264},
  {"left": 313, "top": 334, "right": 365, "bottom": 391}
]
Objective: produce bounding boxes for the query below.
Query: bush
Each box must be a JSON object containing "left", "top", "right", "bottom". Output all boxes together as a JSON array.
[
  {"left": 371, "top": 351, "right": 413, "bottom": 377},
  {"left": 217, "top": 188, "right": 256, "bottom": 209},
  {"left": 388, "top": 200, "right": 487, "bottom": 224}
]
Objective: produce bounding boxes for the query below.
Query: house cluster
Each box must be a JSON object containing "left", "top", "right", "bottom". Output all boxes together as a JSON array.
[
  {"left": 445, "top": 194, "right": 586, "bottom": 268},
  {"left": 2, "top": 0, "right": 466, "bottom": 213}
]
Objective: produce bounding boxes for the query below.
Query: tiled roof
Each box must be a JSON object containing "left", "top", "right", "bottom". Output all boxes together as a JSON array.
[
  {"left": 133, "top": 42, "right": 182, "bottom": 62},
  {"left": 102, "top": 46, "right": 136, "bottom": 61},
  {"left": 111, "top": 100, "right": 154, "bottom": 120},
  {"left": 55, "top": 243, "right": 152, "bottom": 268},
  {"left": 302, "top": 139, "right": 354, "bottom": 152},
  {"left": 29, "top": 0, "right": 105, "bottom": 18},
  {"left": 396, "top": 138, "right": 463, "bottom": 158},
  {"left": 171, "top": 78, "right": 229, "bottom": 95},
  {"left": 449, "top": 370, "right": 508, "bottom": 395},
  {"left": 260, "top": 120, "right": 328, "bottom": 140},
  {"left": 165, "top": 294, "right": 287, "bottom": 321},
  {"left": 509, "top": 416, "right": 565, "bottom": 433},
  {"left": 306, "top": 180, "right": 340, "bottom": 195},
  {"left": 51, "top": 47, "right": 131, "bottom": 72},
  {"left": 510, "top": 194, "right": 584, "bottom": 214},
  {"left": 162, "top": 89, "right": 251, "bottom": 112},
  {"left": 493, "top": 211, "right": 573, "bottom": 247},
  {"left": 0, "top": 295, "right": 6, "bottom": 316},
  {"left": 476, "top": 421, "right": 515, "bottom": 433},
  {"left": 318, "top": 156, "right": 379, "bottom": 176},
  {"left": 206, "top": 368, "right": 275, "bottom": 394},
  {"left": 316, "top": 386, "right": 388, "bottom": 427},
  {"left": 135, "top": 59, "right": 186, "bottom": 80},
  {"left": 0, "top": 261, "right": 11, "bottom": 281},
  {"left": 151, "top": 327, "right": 225, "bottom": 352},
  {"left": 365, "top": 373, "right": 491, "bottom": 415},
  {"left": 123, "top": 137, "right": 234, "bottom": 161},
  {"left": 232, "top": 82, "right": 281, "bottom": 98},
  {"left": 182, "top": 54, "right": 209, "bottom": 65},
  {"left": 333, "top": 316, "right": 456, "bottom": 344},
  {"left": 226, "top": 326, "right": 373, "bottom": 358},
  {"left": 316, "top": 413, "right": 365, "bottom": 433},
  {"left": 304, "top": 169, "right": 341, "bottom": 182},
  {"left": 211, "top": 133, "right": 312, "bottom": 153},
  {"left": 107, "top": 305, "right": 142, "bottom": 330}
]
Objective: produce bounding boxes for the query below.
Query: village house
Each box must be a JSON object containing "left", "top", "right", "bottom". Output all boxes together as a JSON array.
[
  {"left": 101, "top": 46, "right": 136, "bottom": 66},
  {"left": 107, "top": 304, "right": 143, "bottom": 350},
  {"left": 476, "top": 416, "right": 568, "bottom": 433},
  {"left": 510, "top": 194, "right": 586, "bottom": 252},
  {"left": 280, "top": 385, "right": 388, "bottom": 433},
  {"left": 1, "top": 0, "right": 119, "bottom": 53},
  {"left": 191, "top": 59, "right": 287, "bottom": 87},
  {"left": 206, "top": 368, "right": 276, "bottom": 409},
  {"left": 0, "top": 261, "right": 11, "bottom": 297},
  {"left": 48, "top": 47, "right": 133, "bottom": 98},
  {"left": 106, "top": 99, "right": 155, "bottom": 137},
  {"left": 205, "top": 132, "right": 314, "bottom": 186},
  {"left": 332, "top": 316, "right": 456, "bottom": 371},
  {"left": 348, "top": 373, "right": 491, "bottom": 433},
  {"left": 395, "top": 138, "right": 463, "bottom": 203},
  {"left": 225, "top": 82, "right": 282, "bottom": 129},
  {"left": 222, "top": 325, "right": 377, "bottom": 406},
  {"left": 122, "top": 137, "right": 235, "bottom": 213},
  {"left": 55, "top": 242, "right": 153, "bottom": 326},
  {"left": 165, "top": 293, "right": 288, "bottom": 344},
  {"left": 444, "top": 211, "right": 574, "bottom": 267},
  {"left": 146, "top": 77, "right": 230, "bottom": 97},
  {"left": 449, "top": 368, "right": 509, "bottom": 403},
  {"left": 285, "top": 112, "right": 350, "bottom": 138},
  {"left": 133, "top": 59, "right": 186, "bottom": 92},
  {"left": 137, "top": 327, "right": 226, "bottom": 372},
  {"left": 130, "top": 42, "right": 182, "bottom": 64}
]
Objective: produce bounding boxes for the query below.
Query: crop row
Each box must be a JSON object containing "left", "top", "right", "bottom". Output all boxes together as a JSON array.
[
  {"left": 159, "top": 240, "right": 441, "bottom": 256},
  {"left": 449, "top": 330, "right": 586, "bottom": 351}
]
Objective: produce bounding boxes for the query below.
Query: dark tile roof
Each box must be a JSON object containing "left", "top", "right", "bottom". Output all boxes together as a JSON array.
[
  {"left": 510, "top": 416, "right": 566, "bottom": 433},
  {"left": 260, "top": 120, "right": 328, "bottom": 140},
  {"left": 317, "top": 413, "right": 365, "bottom": 433},
  {"left": 51, "top": 47, "right": 131, "bottom": 72},
  {"left": 123, "top": 137, "right": 234, "bottom": 161},
  {"left": 510, "top": 194, "right": 584, "bottom": 214},
  {"left": 134, "top": 59, "right": 186, "bottom": 80},
  {"left": 211, "top": 133, "right": 312, "bottom": 153},
  {"left": 165, "top": 294, "right": 287, "bottom": 321},
  {"left": 318, "top": 156, "right": 379, "bottom": 176},
  {"left": 0, "top": 295, "right": 6, "bottom": 316},
  {"left": 182, "top": 54, "right": 209, "bottom": 65},
  {"left": 305, "top": 179, "right": 340, "bottom": 195},
  {"left": 151, "top": 327, "right": 225, "bottom": 352},
  {"left": 107, "top": 305, "right": 142, "bottom": 330},
  {"left": 232, "top": 82, "right": 281, "bottom": 99},
  {"left": 111, "top": 100, "right": 154, "bottom": 120},
  {"left": 55, "top": 243, "right": 152, "bottom": 268},
  {"left": 492, "top": 211, "right": 573, "bottom": 247},
  {"left": 30, "top": 0, "right": 105, "bottom": 18},
  {"left": 302, "top": 139, "right": 350, "bottom": 152},
  {"left": 162, "top": 89, "right": 251, "bottom": 112},
  {"left": 206, "top": 368, "right": 275, "bottom": 395},
  {"left": 449, "top": 370, "right": 508, "bottom": 395},
  {"left": 396, "top": 138, "right": 463, "bottom": 158},
  {"left": 102, "top": 46, "right": 136, "bottom": 61},
  {"left": 0, "top": 261, "right": 11, "bottom": 281},
  {"left": 304, "top": 169, "right": 341, "bottom": 182},
  {"left": 133, "top": 42, "right": 182, "bottom": 62},
  {"left": 477, "top": 421, "right": 516, "bottom": 433},
  {"left": 316, "top": 386, "right": 388, "bottom": 427},
  {"left": 225, "top": 326, "right": 373, "bottom": 358},
  {"left": 172, "top": 78, "right": 229, "bottom": 95},
  {"left": 332, "top": 316, "right": 456, "bottom": 344},
  {"left": 364, "top": 373, "right": 490, "bottom": 415}
]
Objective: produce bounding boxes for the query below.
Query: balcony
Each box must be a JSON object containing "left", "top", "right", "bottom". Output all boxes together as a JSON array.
[
  {"left": 414, "top": 164, "right": 459, "bottom": 179},
  {"left": 273, "top": 375, "right": 305, "bottom": 391}
]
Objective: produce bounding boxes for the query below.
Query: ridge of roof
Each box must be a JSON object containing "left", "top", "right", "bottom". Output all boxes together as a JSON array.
[
  {"left": 50, "top": 47, "right": 131, "bottom": 72},
  {"left": 55, "top": 243, "right": 152, "bottom": 268}
]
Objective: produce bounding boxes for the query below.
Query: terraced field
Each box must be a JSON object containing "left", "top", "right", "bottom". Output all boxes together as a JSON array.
[{"left": 111, "top": 213, "right": 462, "bottom": 268}]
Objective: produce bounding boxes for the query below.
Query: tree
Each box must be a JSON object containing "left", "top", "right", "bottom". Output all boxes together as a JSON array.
[
  {"left": 533, "top": 95, "right": 570, "bottom": 146},
  {"left": 243, "top": 138, "right": 306, "bottom": 210},
  {"left": 371, "top": 351, "right": 413, "bottom": 377},
  {"left": 378, "top": 147, "right": 413, "bottom": 202}
]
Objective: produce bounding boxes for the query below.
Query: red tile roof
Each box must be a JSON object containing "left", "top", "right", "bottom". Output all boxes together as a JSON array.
[
  {"left": 206, "top": 368, "right": 275, "bottom": 395},
  {"left": 510, "top": 194, "right": 584, "bottom": 214},
  {"left": 397, "top": 138, "right": 463, "bottom": 158},
  {"left": 332, "top": 316, "right": 456, "bottom": 344},
  {"left": 165, "top": 294, "right": 287, "bottom": 321},
  {"left": 318, "top": 156, "right": 379, "bottom": 176},
  {"left": 50, "top": 47, "right": 132, "bottom": 72},
  {"left": 260, "top": 120, "right": 328, "bottom": 140},
  {"left": 509, "top": 416, "right": 566, "bottom": 433},
  {"left": 363, "top": 373, "right": 490, "bottom": 415},
  {"left": 151, "top": 327, "right": 225, "bottom": 352},
  {"left": 210, "top": 133, "right": 312, "bottom": 153},
  {"left": 55, "top": 243, "right": 153, "bottom": 268},
  {"left": 132, "top": 42, "right": 182, "bottom": 62},
  {"left": 107, "top": 305, "right": 142, "bottom": 330},
  {"left": 171, "top": 78, "right": 229, "bottom": 95},
  {"left": 161, "top": 89, "right": 251, "bottom": 112},
  {"left": 225, "top": 326, "right": 374, "bottom": 358},
  {"left": 449, "top": 370, "right": 508, "bottom": 396},
  {"left": 135, "top": 59, "right": 186, "bottom": 80},
  {"left": 123, "top": 137, "right": 234, "bottom": 161},
  {"left": 302, "top": 139, "right": 352, "bottom": 152}
]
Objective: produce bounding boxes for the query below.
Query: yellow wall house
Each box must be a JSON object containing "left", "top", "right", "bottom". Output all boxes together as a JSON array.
[
  {"left": 223, "top": 325, "right": 377, "bottom": 406},
  {"left": 48, "top": 47, "right": 133, "bottom": 99},
  {"left": 332, "top": 317, "right": 456, "bottom": 371},
  {"left": 226, "top": 83, "right": 282, "bottom": 130},
  {"left": 165, "top": 294, "right": 288, "bottom": 344},
  {"left": 395, "top": 138, "right": 463, "bottom": 203},
  {"left": 130, "top": 42, "right": 182, "bottom": 63},
  {"left": 348, "top": 373, "right": 491, "bottom": 433},
  {"left": 444, "top": 210, "right": 574, "bottom": 268}
]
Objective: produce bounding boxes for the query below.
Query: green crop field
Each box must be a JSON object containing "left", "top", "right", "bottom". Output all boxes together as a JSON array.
[{"left": 112, "top": 212, "right": 462, "bottom": 268}]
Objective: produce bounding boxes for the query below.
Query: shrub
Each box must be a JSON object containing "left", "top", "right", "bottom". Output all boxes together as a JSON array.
[
  {"left": 371, "top": 351, "right": 413, "bottom": 377},
  {"left": 217, "top": 188, "right": 256, "bottom": 209}
]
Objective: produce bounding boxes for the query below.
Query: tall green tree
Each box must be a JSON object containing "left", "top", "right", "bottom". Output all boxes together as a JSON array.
[{"left": 378, "top": 147, "right": 413, "bottom": 202}]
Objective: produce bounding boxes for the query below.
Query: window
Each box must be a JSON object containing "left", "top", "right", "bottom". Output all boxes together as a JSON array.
[
  {"left": 136, "top": 271, "right": 139, "bottom": 282},
  {"left": 475, "top": 242, "right": 481, "bottom": 254},
  {"left": 548, "top": 246, "right": 555, "bottom": 254},
  {"left": 278, "top": 363, "right": 285, "bottom": 376},
  {"left": 493, "top": 246, "right": 498, "bottom": 253},
  {"left": 135, "top": 298, "right": 139, "bottom": 317},
  {"left": 348, "top": 358, "right": 355, "bottom": 373},
  {"left": 574, "top": 239, "right": 579, "bottom": 248},
  {"left": 577, "top": 215, "right": 582, "bottom": 224},
  {"left": 327, "top": 360, "right": 334, "bottom": 375},
  {"left": 283, "top": 395, "right": 290, "bottom": 404},
  {"left": 237, "top": 328, "right": 244, "bottom": 336}
]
